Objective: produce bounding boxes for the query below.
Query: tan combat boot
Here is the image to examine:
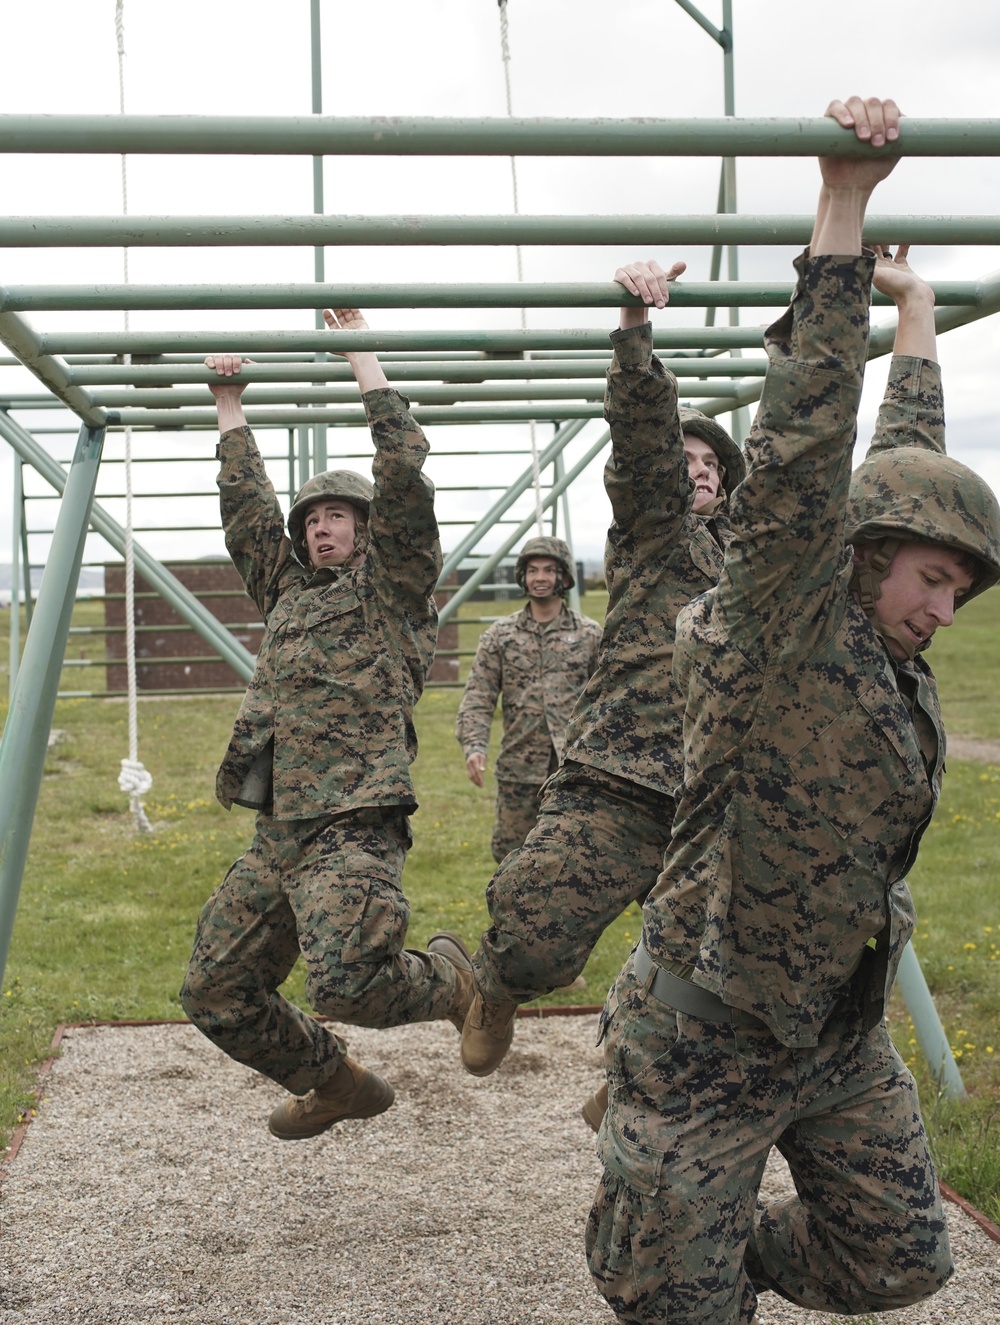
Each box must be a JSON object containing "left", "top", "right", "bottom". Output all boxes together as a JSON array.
[
  {"left": 581, "top": 1080, "right": 608, "bottom": 1133},
  {"left": 267, "top": 1056, "right": 394, "bottom": 1141},
  {"left": 460, "top": 989, "right": 517, "bottom": 1076},
  {"left": 427, "top": 930, "right": 475, "bottom": 1032}
]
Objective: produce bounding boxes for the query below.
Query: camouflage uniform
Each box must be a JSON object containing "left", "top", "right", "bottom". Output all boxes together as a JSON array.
[
  {"left": 587, "top": 253, "right": 954, "bottom": 1323},
  {"left": 472, "top": 323, "right": 739, "bottom": 999},
  {"left": 181, "top": 389, "right": 460, "bottom": 1094},
  {"left": 456, "top": 603, "right": 601, "bottom": 862}
]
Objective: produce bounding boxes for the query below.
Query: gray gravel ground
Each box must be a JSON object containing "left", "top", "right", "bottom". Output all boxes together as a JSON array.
[{"left": 1, "top": 1019, "right": 997, "bottom": 1324}]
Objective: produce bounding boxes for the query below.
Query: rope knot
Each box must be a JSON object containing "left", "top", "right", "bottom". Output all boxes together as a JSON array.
[{"left": 118, "top": 758, "right": 153, "bottom": 797}]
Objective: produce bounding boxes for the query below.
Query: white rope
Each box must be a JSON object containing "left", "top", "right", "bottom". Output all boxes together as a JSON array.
[
  {"left": 498, "top": 0, "right": 544, "bottom": 536},
  {"left": 115, "top": 0, "right": 153, "bottom": 833}
]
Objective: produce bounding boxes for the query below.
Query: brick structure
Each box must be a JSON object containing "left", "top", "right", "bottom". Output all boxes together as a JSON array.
[{"left": 104, "top": 560, "right": 458, "bottom": 692}]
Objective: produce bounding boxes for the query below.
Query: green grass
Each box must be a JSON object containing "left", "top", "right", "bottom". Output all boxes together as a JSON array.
[{"left": 0, "top": 589, "right": 998, "bottom": 1224}]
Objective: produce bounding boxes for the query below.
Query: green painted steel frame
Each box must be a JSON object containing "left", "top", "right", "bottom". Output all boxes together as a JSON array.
[{"left": 1, "top": 107, "right": 998, "bottom": 1087}]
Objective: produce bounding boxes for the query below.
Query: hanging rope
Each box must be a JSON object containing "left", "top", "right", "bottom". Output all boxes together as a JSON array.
[
  {"left": 497, "top": 0, "right": 544, "bottom": 536},
  {"left": 114, "top": 0, "right": 153, "bottom": 833}
]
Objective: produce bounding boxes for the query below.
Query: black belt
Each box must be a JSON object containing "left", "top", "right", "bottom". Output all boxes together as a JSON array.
[{"left": 633, "top": 940, "right": 766, "bottom": 1030}]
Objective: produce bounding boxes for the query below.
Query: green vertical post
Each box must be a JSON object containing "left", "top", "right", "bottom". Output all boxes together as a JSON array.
[
  {"left": 309, "top": 0, "right": 328, "bottom": 473},
  {"left": 9, "top": 457, "right": 22, "bottom": 699},
  {"left": 553, "top": 448, "right": 582, "bottom": 615},
  {"left": 0, "top": 421, "right": 106, "bottom": 987}
]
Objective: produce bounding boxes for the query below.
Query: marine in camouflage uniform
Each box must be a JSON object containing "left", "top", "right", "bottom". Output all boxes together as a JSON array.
[
  {"left": 455, "top": 536, "right": 601, "bottom": 862},
  {"left": 180, "top": 320, "right": 472, "bottom": 1140},
  {"left": 461, "top": 259, "right": 745, "bottom": 1075},
  {"left": 588, "top": 102, "right": 1000, "bottom": 1323}
]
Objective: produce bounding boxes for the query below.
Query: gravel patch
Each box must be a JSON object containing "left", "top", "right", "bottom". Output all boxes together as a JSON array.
[{"left": 1, "top": 1019, "right": 997, "bottom": 1324}]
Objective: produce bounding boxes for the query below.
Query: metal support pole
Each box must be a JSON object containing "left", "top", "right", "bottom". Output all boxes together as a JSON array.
[
  {"left": 437, "top": 418, "right": 587, "bottom": 585},
  {"left": 895, "top": 941, "right": 966, "bottom": 1099},
  {"left": 438, "top": 427, "right": 610, "bottom": 625},
  {"left": 552, "top": 448, "right": 582, "bottom": 615},
  {"left": 9, "top": 455, "right": 21, "bottom": 698},
  {"left": 309, "top": 0, "right": 328, "bottom": 474},
  {"left": 0, "top": 422, "right": 105, "bottom": 987}
]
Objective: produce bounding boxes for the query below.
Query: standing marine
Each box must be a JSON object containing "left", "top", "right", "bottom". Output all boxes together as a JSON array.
[{"left": 455, "top": 535, "right": 601, "bottom": 862}]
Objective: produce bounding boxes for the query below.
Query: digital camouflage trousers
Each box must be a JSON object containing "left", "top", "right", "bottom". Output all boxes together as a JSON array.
[
  {"left": 474, "top": 762, "right": 674, "bottom": 1002},
  {"left": 180, "top": 805, "right": 457, "bottom": 1093},
  {"left": 586, "top": 950, "right": 952, "bottom": 1325}
]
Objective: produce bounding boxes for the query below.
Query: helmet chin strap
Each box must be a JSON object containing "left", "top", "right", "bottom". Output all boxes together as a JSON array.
[{"left": 851, "top": 536, "right": 920, "bottom": 662}]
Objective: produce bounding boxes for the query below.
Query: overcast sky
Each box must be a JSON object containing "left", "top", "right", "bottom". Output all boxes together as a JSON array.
[{"left": 1, "top": 0, "right": 998, "bottom": 568}]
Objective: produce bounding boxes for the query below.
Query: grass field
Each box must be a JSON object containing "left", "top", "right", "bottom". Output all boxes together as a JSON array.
[{"left": 0, "top": 588, "right": 998, "bottom": 1222}]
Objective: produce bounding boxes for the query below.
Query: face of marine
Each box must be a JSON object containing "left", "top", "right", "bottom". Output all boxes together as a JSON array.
[
  {"left": 304, "top": 499, "right": 362, "bottom": 569},
  {"left": 523, "top": 557, "right": 563, "bottom": 601},
  {"left": 855, "top": 540, "right": 975, "bottom": 660},
  {"left": 684, "top": 435, "right": 723, "bottom": 512}
]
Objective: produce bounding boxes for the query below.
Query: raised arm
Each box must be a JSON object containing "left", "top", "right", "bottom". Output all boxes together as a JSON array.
[
  {"left": 867, "top": 245, "right": 945, "bottom": 457},
  {"left": 717, "top": 97, "right": 900, "bottom": 664},
  {"left": 603, "top": 259, "right": 694, "bottom": 586},
  {"left": 323, "top": 306, "right": 390, "bottom": 392}
]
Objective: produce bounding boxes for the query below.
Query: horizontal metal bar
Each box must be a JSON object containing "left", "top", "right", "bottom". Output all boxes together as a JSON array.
[
  {"left": 112, "top": 403, "right": 618, "bottom": 427},
  {"left": 38, "top": 327, "right": 766, "bottom": 354},
  {"left": 61, "top": 357, "right": 766, "bottom": 387},
  {"left": 2, "top": 213, "right": 998, "bottom": 246},
  {"left": 83, "top": 380, "right": 741, "bottom": 408},
  {"left": 0, "top": 303, "right": 108, "bottom": 428},
  {"left": 2, "top": 281, "right": 984, "bottom": 311},
  {"left": 2, "top": 114, "right": 996, "bottom": 156}
]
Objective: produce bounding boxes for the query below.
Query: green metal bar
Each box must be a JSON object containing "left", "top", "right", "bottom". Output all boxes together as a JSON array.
[
  {"left": 694, "top": 279, "right": 1000, "bottom": 421},
  {"left": 0, "top": 300, "right": 109, "bottom": 427},
  {"left": 0, "top": 421, "right": 105, "bottom": 987},
  {"left": 63, "top": 357, "right": 766, "bottom": 386},
  {"left": 3, "top": 281, "right": 984, "bottom": 311},
  {"left": 87, "top": 382, "right": 611, "bottom": 407},
  {"left": 0, "top": 412, "right": 256, "bottom": 680},
  {"left": 9, "top": 456, "right": 22, "bottom": 699},
  {"left": 39, "top": 328, "right": 765, "bottom": 354},
  {"left": 3, "top": 214, "right": 996, "bottom": 246},
  {"left": 674, "top": 0, "right": 725, "bottom": 45},
  {"left": 106, "top": 393, "right": 739, "bottom": 428},
  {"left": 438, "top": 427, "right": 611, "bottom": 625},
  {"left": 1, "top": 114, "right": 996, "bottom": 156},
  {"left": 437, "top": 419, "right": 587, "bottom": 584},
  {"left": 895, "top": 941, "right": 966, "bottom": 1099}
]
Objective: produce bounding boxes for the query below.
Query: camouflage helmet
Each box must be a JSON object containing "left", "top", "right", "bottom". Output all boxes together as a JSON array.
[
  {"left": 515, "top": 535, "right": 575, "bottom": 593},
  {"left": 845, "top": 448, "right": 1000, "bottom": 606},
  {"left": 287, "top": 469, "right": 374, "bottom": 566},
  {"left": 678, "top": 408, "right": 746, "bottom": 499}
]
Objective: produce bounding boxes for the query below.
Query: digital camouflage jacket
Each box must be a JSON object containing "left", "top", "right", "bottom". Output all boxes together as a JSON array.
[
  {"left": 456, "top": 604, "right": 601, "bottom": 783},
  {"left": 644, "top": 252, "right": 947, "bottom": 1049},
  {"left": 214, "top": 389, "right": 442, "bottom": 819},
  {"left": 562, "top": 322, "right": 735, "bottom": 798}
]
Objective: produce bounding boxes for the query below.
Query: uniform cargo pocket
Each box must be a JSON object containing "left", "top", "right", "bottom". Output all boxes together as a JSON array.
[{"left": 596, "top": 1124, "right": 664, "bottom": 1197}]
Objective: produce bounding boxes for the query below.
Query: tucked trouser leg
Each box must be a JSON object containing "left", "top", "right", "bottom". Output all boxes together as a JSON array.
[
  {"left": 475, "top": 768, "right": 673, "bottom": 1004},
  {"left": 751, "top": 1015, "right": 952, "bottom": 1314},
  {"left": 291, "top": 807, "right": 456, "bottom": 1029},
  {"left": 180, "top": 825, "right": 346, "bottom": 1094},
  {"left": 181, "top": 808, "right": 457, "bottom": 1094}
]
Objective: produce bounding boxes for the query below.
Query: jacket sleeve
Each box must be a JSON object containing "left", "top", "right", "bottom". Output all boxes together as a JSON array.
[
  {"left": 365, "top": 387, "right": 444, "bottom": 618},
  {"left": 717, "top": 251, "right": 875, "bottom": 667},
  {"left": 455, "top": 622, "right": 503, "bottom": 758},
  {"left": 603, "top": 323, "right": 694, "bottom": 585},
  {"left": 865, "top": 354, "right": 945, "bottom": 458},
  {"left": 217, "top": 425, "right": 295, "bottom": 616}
]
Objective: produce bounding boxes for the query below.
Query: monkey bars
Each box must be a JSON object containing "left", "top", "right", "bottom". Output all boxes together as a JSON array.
[{"left": 1, "top": 109, "right": 998, "bottom": 1099}]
